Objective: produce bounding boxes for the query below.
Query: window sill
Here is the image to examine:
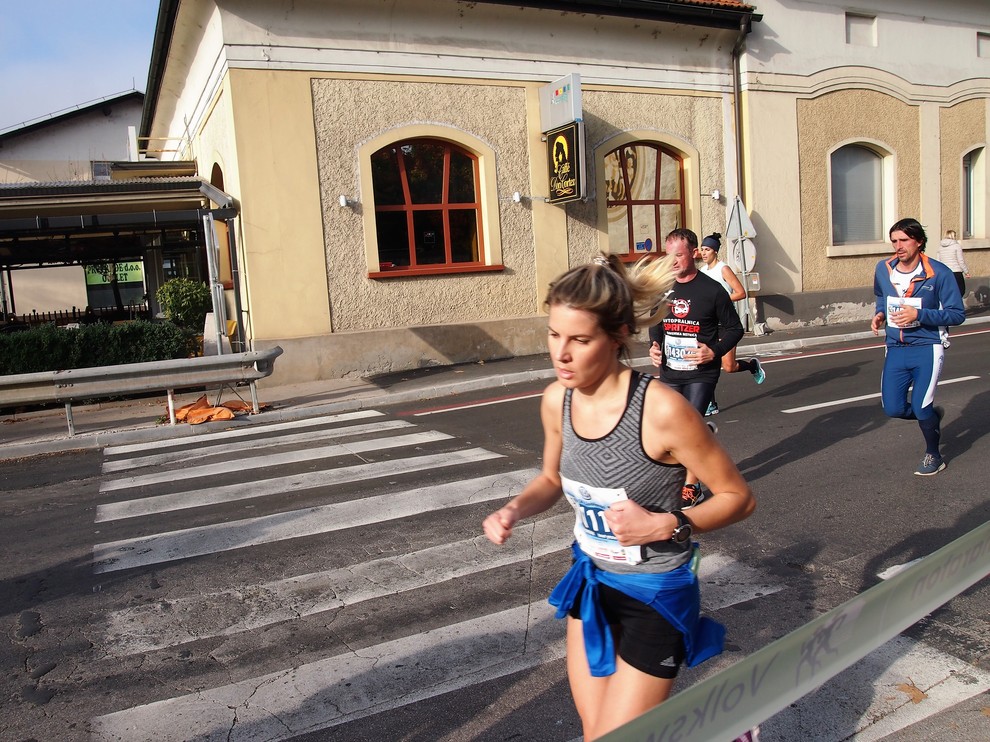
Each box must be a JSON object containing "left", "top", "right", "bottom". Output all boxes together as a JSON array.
[
  {"left": 826, "top": 241, "right": 889, "bottom": 258},
  {"left": 369, "top": 264, "right": 505, "bottom": 279}
]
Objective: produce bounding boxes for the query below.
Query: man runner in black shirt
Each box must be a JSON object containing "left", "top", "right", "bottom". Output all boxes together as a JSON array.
[{"left": 649, "top": 228, "right": 745, "bottom": 505}]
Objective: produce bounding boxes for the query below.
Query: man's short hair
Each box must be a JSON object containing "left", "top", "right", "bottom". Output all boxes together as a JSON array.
[{"left": 665, "top": 228, "right": 699, "bottom": 249}]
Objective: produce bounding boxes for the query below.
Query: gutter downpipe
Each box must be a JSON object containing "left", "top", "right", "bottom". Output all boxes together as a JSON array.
[
  {"left": 731, "top": 16, "right": 751, "bottom": 205},
  {"left": 732, "top": 16, "right": 754, "bottom": 330}
]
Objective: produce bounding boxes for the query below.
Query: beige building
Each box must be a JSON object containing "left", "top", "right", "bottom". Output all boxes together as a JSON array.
[{"left": 4, "top": 0, "right": 989, "bottom": 384}]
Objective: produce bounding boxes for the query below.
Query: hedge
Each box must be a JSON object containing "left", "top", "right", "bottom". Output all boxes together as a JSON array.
[{"left": 0, "top": 320, "right": 196, "bottom": 376}]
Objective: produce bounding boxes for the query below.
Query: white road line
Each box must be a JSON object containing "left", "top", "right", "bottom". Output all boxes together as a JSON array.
[
  {"left": 103, "top": 409, "right": 385, "bottom": 456},
  {"left": 96, "top": 447, "right": 504, "bottom": 522},
  {"left": 412, "top": 392, "right": 543, "bottom": 416},
  {"left": 764, "top": 635, "right": 990, "bottom": 741},
  {"left": 99, "top": 430, "right": 453, "bottom": 492},
  {"left": 92, "top": 601, "right": 566, "bottom": 742},
  {"left": 102, "top": 419, "right": 414, "bottom": 473},
  {"left": 781, "top": 375, "right": 980, "bottom": 414},
  {"left": 92, "top": 469, "right": 536, "bottom": 573}
]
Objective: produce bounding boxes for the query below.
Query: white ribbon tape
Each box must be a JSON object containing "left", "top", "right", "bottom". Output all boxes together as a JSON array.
[{"left": 601, "top": 521, "right": 990, "bottom": 742}]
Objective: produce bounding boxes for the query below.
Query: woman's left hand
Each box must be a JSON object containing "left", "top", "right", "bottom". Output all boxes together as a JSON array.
[{"left": 605, "top": 499, "right": 669, "bottom": 545}]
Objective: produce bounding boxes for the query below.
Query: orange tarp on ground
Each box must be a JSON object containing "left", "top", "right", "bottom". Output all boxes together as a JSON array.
[{"left": 172, "top": 395, "right": 262, "bottom": 424}]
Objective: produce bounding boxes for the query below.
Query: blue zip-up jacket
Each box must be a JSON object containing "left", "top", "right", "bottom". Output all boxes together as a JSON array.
[
  {"left": 548, "top": 544, "right": 725, "bottom": 677},
  {"left": 873, "top": 253, "right": 965, "bottom": 346}
]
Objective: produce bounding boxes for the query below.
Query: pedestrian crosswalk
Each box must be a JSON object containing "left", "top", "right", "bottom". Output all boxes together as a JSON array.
[{"left": 87, "top": 410, "right": 988, "bottom": 741}]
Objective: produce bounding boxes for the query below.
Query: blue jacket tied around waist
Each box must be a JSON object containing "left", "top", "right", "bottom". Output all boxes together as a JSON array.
[{"left": 549, "top": 543, "right": 725, "bottom": 677}]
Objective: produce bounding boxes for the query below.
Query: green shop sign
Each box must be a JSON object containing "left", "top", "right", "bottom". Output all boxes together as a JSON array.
[{"left": 84, "top": 263, "right": 145, "bottom": 285}]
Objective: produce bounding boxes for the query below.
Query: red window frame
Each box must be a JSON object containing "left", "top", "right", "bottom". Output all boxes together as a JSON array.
[
  {"left": 604, "top": 142, "right": 686, "bottom": 260},
  {"left": 369, "top": 138, "right": 491, "bottom": 278}
]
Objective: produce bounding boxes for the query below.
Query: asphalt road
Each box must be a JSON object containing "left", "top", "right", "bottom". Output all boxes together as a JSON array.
[{"left": 1, "top": 329, "right": 988, "bottom": 741}]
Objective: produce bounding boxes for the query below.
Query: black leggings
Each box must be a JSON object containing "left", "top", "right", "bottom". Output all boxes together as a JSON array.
[
  {"left": 953, "top": 272, "right": 966, "bottom": 297},
  {"left": 662, "top": 380, "right": 716, "bottom": 417}
]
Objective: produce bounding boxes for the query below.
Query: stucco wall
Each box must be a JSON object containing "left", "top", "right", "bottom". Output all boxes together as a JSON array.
[
  {"left": 798, "top": 90, "right": 920, "bottom": 291},
  {"left": 940, "top": 99, "right": 985, "bottom": 235},
  {"left": 312, "top": 77, "right": 536, "bottom": 331}
]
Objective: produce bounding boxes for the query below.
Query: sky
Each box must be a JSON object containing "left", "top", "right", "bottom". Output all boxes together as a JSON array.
[{"left": 0, "top": 1, "right": 160, "bottom": 131}]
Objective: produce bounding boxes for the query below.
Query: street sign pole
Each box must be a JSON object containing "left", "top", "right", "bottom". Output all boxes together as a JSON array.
[{"left": 726, "top": 196, "right": 757, "bottom": 332}]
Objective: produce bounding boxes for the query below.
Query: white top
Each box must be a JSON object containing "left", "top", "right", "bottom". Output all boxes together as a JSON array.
[
  {"left": 937, "top": 239, "right": 968, "bottom": 274},
  {"left": 699, "top": 260, "right": 732, "bottom": 294}
]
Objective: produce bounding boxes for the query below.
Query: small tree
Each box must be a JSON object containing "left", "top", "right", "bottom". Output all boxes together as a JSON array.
[{"left": 156, "top": 278, "right": 212, "bottom": 330}]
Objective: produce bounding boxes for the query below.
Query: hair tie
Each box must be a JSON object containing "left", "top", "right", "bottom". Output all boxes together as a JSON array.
[{"left": 592, "top": 255, "right": 610, "bottom": 267}]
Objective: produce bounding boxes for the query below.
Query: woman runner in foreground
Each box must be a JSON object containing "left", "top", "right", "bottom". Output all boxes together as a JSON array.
[{"left": 483, "top": 254, "right": 755, "bottom": 740}]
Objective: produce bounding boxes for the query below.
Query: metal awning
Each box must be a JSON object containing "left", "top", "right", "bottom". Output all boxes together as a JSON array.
[{"left": 0, "top": 177, "right": 237, "bottom": 269}]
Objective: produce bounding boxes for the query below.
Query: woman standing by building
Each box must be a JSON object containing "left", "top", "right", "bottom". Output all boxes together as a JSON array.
[
  {"left": 937, "top": 229, "right": 969, "bottom": 298},
  {"left": 483, "top": 253, "right": 755, "bottom": 740}
]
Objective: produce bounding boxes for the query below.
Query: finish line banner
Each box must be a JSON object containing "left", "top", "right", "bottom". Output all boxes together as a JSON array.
[{"left": 601, "top": 521, "right": 990, "bottom": 742}]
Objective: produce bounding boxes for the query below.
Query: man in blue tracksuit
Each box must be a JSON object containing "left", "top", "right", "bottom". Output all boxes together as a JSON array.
[{"left": 870, "top": 218, "right": 965, "bottom": 475}]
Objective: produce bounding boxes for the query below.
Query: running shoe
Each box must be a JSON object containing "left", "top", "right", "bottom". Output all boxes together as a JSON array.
[
  {"left": 752, "top": 358, "right": 766, "bottom": 385},
  {"left": 681, "top": 482, "right": 705, "bottom": 507},
  {"left": 915, "top": 453, "right": 946, "bottom": 476},
  {"left": 705, "top": 401, "right": 719, "bottom": 416}
]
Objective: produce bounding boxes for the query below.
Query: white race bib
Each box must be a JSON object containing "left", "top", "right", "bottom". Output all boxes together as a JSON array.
[
  {"left": 561, "top": 475, "right": 643, "bottom": 565},
  {"left": 886, "top": 296, "right": 922, "bottom": 329},
  {"left": 664, "top": 335, "right": 699, "bottom": 371}
]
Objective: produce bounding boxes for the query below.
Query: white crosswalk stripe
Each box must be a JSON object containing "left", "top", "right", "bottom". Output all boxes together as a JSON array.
[
  {"left": 95, "top": 447, "right": 504, "bottom": 521},
  {"left": 92, "top": 601, "right": 566, "bottom": 742},
  {"left": 101, "top": 418, "right": 414, "bottom": 473},
  {"left": 102, "top": 409, "right": 387, "bottom": 456},
  {"left": 93, "top": 468, "right": 531, "bottom": 572},
  {"left": 99, "top": 429, "right": 454, "bottom": 491}
]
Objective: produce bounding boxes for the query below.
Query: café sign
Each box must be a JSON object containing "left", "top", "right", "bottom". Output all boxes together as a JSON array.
[{"left": 545, "top": 121, "right": 586, "bottom": 205}]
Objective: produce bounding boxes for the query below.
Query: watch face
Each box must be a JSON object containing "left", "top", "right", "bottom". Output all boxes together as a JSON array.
[{"left": 673, "top": 524, "right": 692, "bottom": 543}]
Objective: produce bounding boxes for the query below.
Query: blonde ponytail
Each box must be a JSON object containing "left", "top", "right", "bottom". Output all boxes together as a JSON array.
[{"left": 545, "top": 252, "right": 675, "bottom": 354}]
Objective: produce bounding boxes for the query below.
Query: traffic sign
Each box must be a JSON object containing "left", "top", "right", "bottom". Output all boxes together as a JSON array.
[{"left": 725, "top": 195, "right": 756, "bottom": 241}]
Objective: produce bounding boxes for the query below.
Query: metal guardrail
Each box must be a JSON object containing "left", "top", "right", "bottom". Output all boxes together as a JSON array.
[{"left": 0, "top": 347, "right": 283, "bottom": 436}]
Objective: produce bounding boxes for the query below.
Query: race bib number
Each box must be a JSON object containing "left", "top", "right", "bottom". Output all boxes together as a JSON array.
[
  {"left": 561, "top": 475, "right": 642, "bottom": 564},
  {"left": 886, "top": 296, "right": 922, "bottom": 328},
  {"left": 665, "top": 335, "right": 699, "bottom": 371}
]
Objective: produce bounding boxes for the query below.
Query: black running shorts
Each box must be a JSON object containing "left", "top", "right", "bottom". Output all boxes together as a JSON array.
[{"left": 568, "top": 581, "right": 686, "bottom": 679}]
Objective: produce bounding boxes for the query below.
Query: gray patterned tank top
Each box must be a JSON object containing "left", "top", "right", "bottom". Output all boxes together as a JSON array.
[{"left": 560, "top": 370, "right": 690, "bottom": 574}]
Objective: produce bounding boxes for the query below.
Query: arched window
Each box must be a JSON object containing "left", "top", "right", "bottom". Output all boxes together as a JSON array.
[
  {"left": 830, "top": 144, "right": 884, "bottom": 244},
  {"left": 962, "top": 147, "right": 985, "bottom": 240},
  {"left": 603, "top": 142, "right": 686, "bottom": 257},
  {"left": 370, "top": 139, "right": 483, "bottom": 273}
]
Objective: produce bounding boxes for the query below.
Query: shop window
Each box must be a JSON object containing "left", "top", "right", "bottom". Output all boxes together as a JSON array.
[
  {"left": 830, "top": 143, "right": 889, "bottom": 245},
  {"left": 369, "top": 139, "right": 485, "bottom": 275},
  {"left": 603, "top": 142, "right": 686, "bottom": 258}
]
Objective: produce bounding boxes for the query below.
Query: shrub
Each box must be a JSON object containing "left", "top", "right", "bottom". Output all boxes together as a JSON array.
[
  {"left": 0, "top": 320, "right": 192, "bottom": 375},
  {"left": 157, "top": 278, "right": 212, "bottom": 330}
]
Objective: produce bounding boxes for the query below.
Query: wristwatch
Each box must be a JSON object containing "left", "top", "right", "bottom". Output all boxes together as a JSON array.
[{"left": 670, "top": 510, "right": 693, "bottom": 544}]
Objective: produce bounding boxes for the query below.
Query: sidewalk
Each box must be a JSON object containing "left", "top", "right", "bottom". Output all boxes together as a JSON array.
[{"left": 2, "top": 311, "right": 987, "bottom": 461}]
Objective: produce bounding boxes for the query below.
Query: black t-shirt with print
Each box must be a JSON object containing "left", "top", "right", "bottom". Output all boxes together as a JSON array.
[{"left": 648, "top": 271, "right": 744, "bottom": 383}]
